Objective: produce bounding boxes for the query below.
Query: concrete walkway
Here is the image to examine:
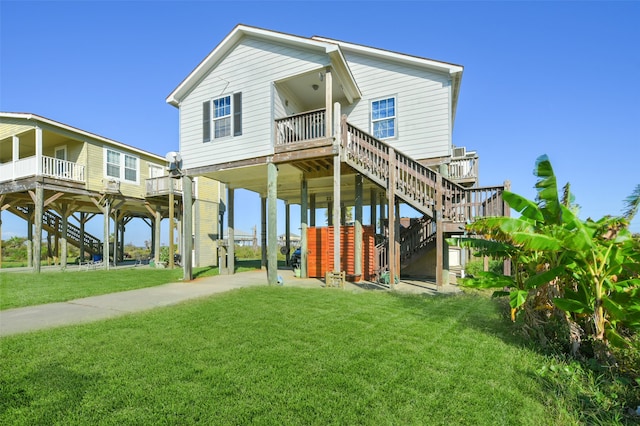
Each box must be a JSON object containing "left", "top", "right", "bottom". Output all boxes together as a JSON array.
[{"left": 0, "top": 269, "right": 459, "bottom": 337}]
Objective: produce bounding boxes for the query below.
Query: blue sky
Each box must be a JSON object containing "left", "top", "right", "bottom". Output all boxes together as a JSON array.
[{"left": 1, "top": 1, "right": 639, "bottom": 246}]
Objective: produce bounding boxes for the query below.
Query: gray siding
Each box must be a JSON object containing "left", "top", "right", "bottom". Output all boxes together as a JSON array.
[
  {"left": 342, "top": 51, "right": 452, "bottom": 160},
  {"left": 179, "top": 36, "right": 328, "bottom": 169}
]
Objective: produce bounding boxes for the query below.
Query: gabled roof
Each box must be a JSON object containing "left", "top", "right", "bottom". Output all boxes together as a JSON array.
[
  {"left": 311, "top": 35, "right": 464, "bottom": 120},
  {"left": 166, "top": 24, "right": 361, "bottom": 107},
  {"left": 166, "top": 24, "right": 465, "bottom": 120},
  {"left": 0, "top": 112, "right": 165, "bottom": 161}
]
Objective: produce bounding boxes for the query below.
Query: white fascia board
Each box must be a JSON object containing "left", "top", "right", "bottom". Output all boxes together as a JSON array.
[
  {"left": 0, "top": 112, "right": 166, "bottom": 162},
  {"left": 311, "top": 36, "right": 463, "bottom": 75},
  {"left": 166, "top": 25, "right": 346, "bottom": 107}
]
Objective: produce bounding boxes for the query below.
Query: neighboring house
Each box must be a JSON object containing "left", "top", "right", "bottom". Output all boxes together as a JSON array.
[
  {"left": 0, "top": 112, "right": 221, "bottom": 270},
  {"left": 167, "top": 24, "right": 508, "bottom": 286}
]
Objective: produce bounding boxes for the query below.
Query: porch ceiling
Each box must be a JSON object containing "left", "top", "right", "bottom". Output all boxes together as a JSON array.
[
  {"left": 277, "top": 68, "right": 355, "bottom": 112},
  {"left": 198, "top": 161, "right": 386, "bottom": 207}
]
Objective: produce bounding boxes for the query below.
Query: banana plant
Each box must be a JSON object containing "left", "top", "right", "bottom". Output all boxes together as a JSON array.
[{"left": 451, "top": 155, "right": 640, "bottom": 351}]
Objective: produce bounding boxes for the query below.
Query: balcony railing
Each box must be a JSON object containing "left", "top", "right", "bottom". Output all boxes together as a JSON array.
[
  {"left": 275, "top": 109, "right": 326, "bottom": 146},
  {"left": 448, "top": 156, "right": 478, "bottom": 182},
  {"left": 146, "top": 175, "right": 192, "bottom": 196},
  {"left": 0, "top": 155, "right": 85, "bottom": 183}
]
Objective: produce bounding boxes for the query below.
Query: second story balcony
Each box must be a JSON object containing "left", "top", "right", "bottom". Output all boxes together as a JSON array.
[
  {"left": 146, "top": 175, "right": 196, "bottom": 197},
  {"left": 0, "top": 155, "right": 85, "bottom": 184}
]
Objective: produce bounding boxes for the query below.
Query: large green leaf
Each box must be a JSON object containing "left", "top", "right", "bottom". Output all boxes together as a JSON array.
[
  {"left": 502, "top": 191, "right": 543, "bottom": 221},
  {"left": 523, "top": 266, "right": 565, "bottom": 290},
  {"left": 533, "top": 155, "right": 562, "bottom": 225},
  {"left": 553, "top": 297, "right": 591, "bottom": 314},
  {"left": 460, "top": 271, "right": 515, "bottom": 289},
  {"left": 605, "top": 328, "right": 631, "bottom": 348},
  {"left": 511, "top": 232, "right": 562, "bottom": 251},
  {"left": 510, "top": 289, "right": 528, "bottom": 309},
  {"left": 448, "top": 237, "right": 516, "bottom": 258}
]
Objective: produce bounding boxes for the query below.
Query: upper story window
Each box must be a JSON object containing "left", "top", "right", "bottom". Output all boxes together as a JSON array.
[
  {"left": 371, "top": 96, "right": 396, "bottom": 139},
  {"left": 105, "top": 148, "right": 139, "bottom": 183},
  {"left": 203, "top": 92, "right": 242, "bottom": 142}
]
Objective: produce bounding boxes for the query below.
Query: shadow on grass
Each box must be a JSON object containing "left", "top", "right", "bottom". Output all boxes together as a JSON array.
[{"left": 0, "top": 362, "right": 99, "bottom": 422}]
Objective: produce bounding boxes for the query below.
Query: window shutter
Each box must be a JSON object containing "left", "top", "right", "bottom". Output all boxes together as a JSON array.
[
  {"left": 203, "top": 101, "right": 211, "bottom": 142},
  {"left": 233, "top": 92, "right": 242, "bottom": 136}
]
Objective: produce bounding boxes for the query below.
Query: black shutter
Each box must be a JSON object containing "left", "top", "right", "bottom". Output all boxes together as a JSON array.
[
  {"left": 233, "top": 92, "right": 242, "bottom": 136},
  {"left": 203, "top": 101, "right": 211, "bottom": 142}
]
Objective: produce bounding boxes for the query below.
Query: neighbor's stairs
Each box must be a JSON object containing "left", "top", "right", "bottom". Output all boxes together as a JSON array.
[{"left": 10, "top": 206, "right": 102, "bottom": 255}]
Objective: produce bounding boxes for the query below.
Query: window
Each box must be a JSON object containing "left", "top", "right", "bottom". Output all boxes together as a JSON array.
[
  {"left": 105, "top": 148, "right": 139, "bottom": 183},
  {"left": 371, "top": 97, "right": 396, "bottom": 139},
  {"left": 203, "top": 92, "right": 242, "bottom": 142},
  {"left": 213, "top": 95, "right": 231, "bottom": 138}
]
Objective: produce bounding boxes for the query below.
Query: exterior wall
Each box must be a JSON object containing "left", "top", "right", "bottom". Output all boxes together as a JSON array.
[
  {"left": 192, "top": 176, "right": 222, "bottom": 266},
  {"left": 0, "top": 119, "right": 32, "bottom": 140},
  {"left": 341, "top": 51, "right": 452, "bottom": 160},
  {"left": 85, "top": 141, "right": 166, "bottom": 198},
  {"left": 179, "top": 36, "right": 328, "bottom": 169}
]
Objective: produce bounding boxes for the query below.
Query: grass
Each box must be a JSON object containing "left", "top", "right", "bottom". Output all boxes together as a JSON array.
[
  {"left": 0, "top": 259, "right": 266, "bottom": 310},
  {"left": 1, "top": 287, "right": 634, "bottom": 424}
]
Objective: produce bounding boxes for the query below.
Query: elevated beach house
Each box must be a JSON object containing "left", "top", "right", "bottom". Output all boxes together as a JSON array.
[
  {"left": 0, "top": 112, "right": 221, "bottom": 270},
  {"left": 168, "top": 25, "right": 507, "bottom": 286}
]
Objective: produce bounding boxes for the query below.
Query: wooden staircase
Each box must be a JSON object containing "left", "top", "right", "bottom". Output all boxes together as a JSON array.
[
  {"left": 340, "top": 117, "right": 507, "bottom": 279},
  {"left": 10, "top": 206, "right": 102, "bottom": 256}
]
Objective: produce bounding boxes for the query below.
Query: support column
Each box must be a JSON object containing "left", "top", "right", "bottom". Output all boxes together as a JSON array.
[
  {"left": 310, "top": 193, "right": 316, "bottom": 227},
  {"left": 227, "top": 187, "right": 235, "bottom": 275},
  {"left": 387, "top": 148, "right": 396, "bottom": 288},
  {"left": 103, "top": 199, "right": 110, "bottom": 270},
  {"left": 436, "top": 174, "right": 444, "bottom": 287},
  {"left": 27, "top": 208, "right": 33, "bottom": 268},
  {"left": 300, "top": 178, "right": 308, "bottom": 278},
  {"left": 379, "top": 194, "right": 386, "bottom": 235},
  {"left": 33, "top": 185, "right": 44, "bottom": 273},
  {"left": 327, "top": 201, "right": 333, "bottom": 226},
  {"left": 183, "top": 175, "right": 193, "bottom": 281},
  {"left": 355, "top": 174, "right": 363, "bottom": 278},
  {"left": 79, "top": 212, "right": 86, "bottom": 262},
  {"left": 154, "top": 210, "right": 161, "bottom": 264},
  {"left": 169, "top": 182, "right": 175, "bottom": 269},
  {"left": 35, "top": 127, "right": 42, "bottom": 175},
  {"left": 395, "top": 202, "right": 401, "bottom": 278},
  {"left": 285, "top": 202, "right": 290, "bottom": 265},
  {"left": 261, "top": 196, "right": 267, "bottom": 269},
  {"left": 325, "top": 68, "right": 333, "bottom": 138},
  {"left": 332, "top": 102, "right": 342, "bottom": 273},
  {"left": 370, "top": 188, "right": 377, "bottom": 231},
  {"left": 112, "top": 210, "right": 118, "bottom": 267},
  {"left": 60, "top": 205, "right": 68, "bottom": 269},
  {"left": 267, "top": 162, "right": 278, "bottom": 285},
  {"left": 12, "top": 135, "right": 19, "bottom": 179}
]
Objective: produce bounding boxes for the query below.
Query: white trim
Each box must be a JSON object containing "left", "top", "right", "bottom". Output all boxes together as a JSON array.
[
  {"left": 103, "top": 146, "right": 140, "bottom": 184},
  {"left": 311, "top": 36, "right": 464, "bottom": 74},
  {"left": 0, "top": 112, "right": 166, "bottom": 162},
  {"left": 166, "top": 24, "right": 361, "bottom": 106},
  {"left": 370, "top": 95, "right": 398, "bottom": 140}
]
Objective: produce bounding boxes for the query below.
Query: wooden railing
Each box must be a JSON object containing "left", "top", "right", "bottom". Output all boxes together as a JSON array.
[
  {"left": 448, "top": 156, "right": 478, "bottom": 181},
  {"left": 42, "top": 156, "right": 85, "bottom": 182},
  {"left": 0, "top": 155, "right": 85, "bottom": 183},
  {"left": 12, "top": 205, "right": 102, "bottom": 255},
  {"left": 146, "top": 176, "right": 184, "bottom": 196},
  {"left": 399, "top": 216, "right": 437, "bottom": 264},
  {"left": 275, "top": 109, "right": 326, "bottom": 146},
  {"left": 342, "top": 117, "right": 504, "bottom": 223}
]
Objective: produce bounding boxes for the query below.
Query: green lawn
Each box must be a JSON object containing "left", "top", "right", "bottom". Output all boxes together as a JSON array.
[
  {"left": 0, "top": 260, "right": 264, "bottom": 310},
  {"left": 1, "top": 287, "right": 632, "bottom": 424}
]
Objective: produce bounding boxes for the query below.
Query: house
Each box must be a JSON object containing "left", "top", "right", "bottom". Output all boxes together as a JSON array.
[
  {"left": 167, "top": 24, "right": 508, "bottom": 286},
  {"left": 0, "top": 112, "right": 221, "bottom": 270}
]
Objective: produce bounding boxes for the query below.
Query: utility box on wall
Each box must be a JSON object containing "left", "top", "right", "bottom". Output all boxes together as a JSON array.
[{"left": 306, "top": 225, "right": 375, "bottom": 281}]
